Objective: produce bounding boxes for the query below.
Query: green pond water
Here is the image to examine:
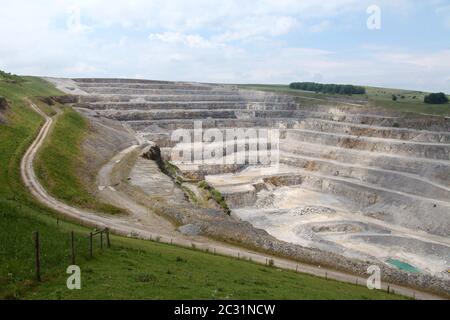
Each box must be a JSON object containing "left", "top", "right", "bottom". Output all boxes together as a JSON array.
[{"left": 386, "top": 259, "right": 420, "bottom": 273}]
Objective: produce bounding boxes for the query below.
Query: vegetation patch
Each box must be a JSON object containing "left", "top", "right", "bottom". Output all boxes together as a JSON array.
[
  {"left": 0, "top": 70, "right": 24, "bottom": 84},
  {"left": 198, "top": 181, "right": 231, "bottom": 214}
]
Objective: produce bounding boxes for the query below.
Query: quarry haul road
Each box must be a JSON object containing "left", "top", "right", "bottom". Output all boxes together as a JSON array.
[{"left": 21, "top": 102, "right": 444, "bottom": 300}]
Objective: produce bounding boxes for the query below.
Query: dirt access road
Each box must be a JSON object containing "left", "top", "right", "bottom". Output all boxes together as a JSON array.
[{"left": 20, "top": 101, "right": 443, "bottom": 300}]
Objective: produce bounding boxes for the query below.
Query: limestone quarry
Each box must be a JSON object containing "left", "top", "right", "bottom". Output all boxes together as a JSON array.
[{"left": 47, "top": 78, "right": 450, "bottom": 296}]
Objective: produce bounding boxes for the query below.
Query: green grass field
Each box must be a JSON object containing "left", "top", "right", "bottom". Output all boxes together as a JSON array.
[
  {"left": 26, "top": 236, "right": 403, "bottom": 300},
  {"left": 0, "top": 76, "right": 405, "bottom": 300},
  {"left": 239, "top": 84, "right": 450, "bottom": 116}
]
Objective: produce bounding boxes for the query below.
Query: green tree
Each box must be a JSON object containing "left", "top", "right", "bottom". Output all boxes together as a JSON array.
[{"left": 424, "top": 92, "right": 449, "bottom": 104}]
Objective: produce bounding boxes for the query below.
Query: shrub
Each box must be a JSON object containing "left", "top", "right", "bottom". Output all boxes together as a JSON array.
[
  {"left": 424, "top": 92, "right": 449, "bottom": 104},
  {"left": 0, "top": 70, "right": 24, "bottom": 83}
]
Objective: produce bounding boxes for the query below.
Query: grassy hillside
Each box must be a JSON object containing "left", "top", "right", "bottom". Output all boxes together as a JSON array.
[
  {"left": 34, "top": 107, "right": 123, "bottom": 215},
  {"left": 365, "top": 86, "right": 450, "bottom": 116},
  {"left": 239, "top": 84, "right": 450, "bottom": 116},
  {"left": 26, "top": 236, "right": 403, "bottom": 300},
  {"left": 0, "top": 76, "right": 404, "bottom": 300}
]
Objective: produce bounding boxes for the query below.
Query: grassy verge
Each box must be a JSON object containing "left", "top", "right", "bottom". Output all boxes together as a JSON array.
[
  {"left": 238, "top": 84, "right": 450, "bottom": 116},
  {"left": 26, "top": 236, "right": 405, "bottom": 300},
  {"left": 34, "top": 107, "right": 123, "bottom": 215},
  {"left": 0, "top": 76, "right": 405, "bottom": 300}
]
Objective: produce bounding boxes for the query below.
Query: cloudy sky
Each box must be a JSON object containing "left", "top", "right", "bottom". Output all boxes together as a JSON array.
[{"left": 0, "top": 0, "right": 449, "bottom": 92}]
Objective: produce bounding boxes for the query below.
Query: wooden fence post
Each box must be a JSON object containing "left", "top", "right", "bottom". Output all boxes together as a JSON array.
[
  {"left": 89, "top": 232, "right": 93, "bottom": 258},
  {"left": 106, "top": 229, "right": 111, "bottom": 248},
  {"left": 34, "top": 231, "right": 41, "bottom": 282},
  {"left": 100, "top": 231, "right": 103, "bottom": 250},
  {"left": 70, "top": 231, "right": 75, "bottom": 265}
]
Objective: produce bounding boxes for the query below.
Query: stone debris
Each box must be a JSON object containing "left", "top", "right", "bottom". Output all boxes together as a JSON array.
[
  {"left": 177, "top": 224, "right": 202, "bottom": 236},
  {"left": 288, "top": 206, "right": 336, "bottom": 216}
]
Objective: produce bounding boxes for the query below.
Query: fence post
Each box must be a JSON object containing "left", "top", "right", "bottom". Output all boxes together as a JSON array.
[
  {"left": 100, "top": 231, "right": 103, "bottom": 250},
  {"left": 34, "top": 231, "right": 41, "bottom": 282},
  {"left": 106, "top": 229, "right": 111, "bottom": 248},
  {"left": 70, "top": 231, "right": 75, "bottom": 265},
  {"left": 89, "top": 232, "right": 93, "bottom": 258},
  {"left": 296, "top": 264, "right": 298, "bottom": 272}
]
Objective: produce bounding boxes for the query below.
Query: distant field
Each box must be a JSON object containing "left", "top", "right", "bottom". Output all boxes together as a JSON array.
[
  {"left": 0, "top": 77, "right": 404, "bottom": 300},
  {"left": 238, "top": 84, "right": 450, "bottom": 116}
]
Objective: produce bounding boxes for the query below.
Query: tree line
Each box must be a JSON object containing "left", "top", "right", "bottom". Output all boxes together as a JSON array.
[{"left": 289, "top": 82, "right": 366, "bottom": 95}]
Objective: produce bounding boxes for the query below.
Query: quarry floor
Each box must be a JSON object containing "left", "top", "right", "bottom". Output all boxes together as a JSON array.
[{"left": 213, "top": 169, "right": 450, "bottom": 276}]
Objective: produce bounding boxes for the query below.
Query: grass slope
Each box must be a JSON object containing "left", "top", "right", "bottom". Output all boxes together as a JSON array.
[
  {"left": 239, "top": 84, "right": 450, "bottom": 116},
  {"left": 27, "top": 237, "right": 402, "bottom": 300},
  {"left": 34, "top": 107, "right": 123, "bottom": 215},
  {"left": 0, "top": 76, "right": 404, "bottom": 300}
]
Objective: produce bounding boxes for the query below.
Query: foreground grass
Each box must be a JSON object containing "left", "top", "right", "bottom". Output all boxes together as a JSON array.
[
  {"left": 34, "top": 107, "right": 123, "bottom": 215},
  {"left": 27, "top": 237, "right": 404, "bottom": 300},
  {"left": 0, "top": 76, "right": 404, "bottom": 300},
  {"left": 239, "top": 84, "right": 450, "bottom": 116}
]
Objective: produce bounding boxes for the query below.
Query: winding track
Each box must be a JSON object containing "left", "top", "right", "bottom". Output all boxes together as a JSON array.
[{"left": 20, "top": 101, "right": 443, "bottom": 300}]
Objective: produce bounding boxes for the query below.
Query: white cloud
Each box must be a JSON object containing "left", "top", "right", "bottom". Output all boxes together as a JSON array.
[
  {"left": 0, "top": 0, "right": 448, "bottom": 92},
  {"left": 309, "top": 20, "right": 331, "bottom": 32},
  {"left": 149, "top": 32, "right": 216, "bottom": 48}
]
